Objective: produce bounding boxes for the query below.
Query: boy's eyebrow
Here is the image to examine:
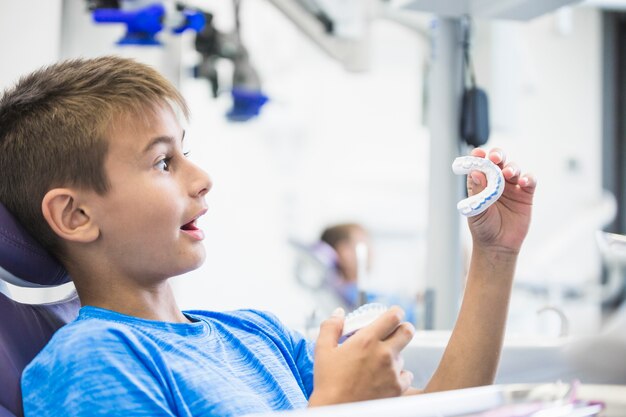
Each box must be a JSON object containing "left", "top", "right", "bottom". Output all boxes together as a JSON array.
[{"left": 143, "top": 130, "right": 186, "bottom": 153}]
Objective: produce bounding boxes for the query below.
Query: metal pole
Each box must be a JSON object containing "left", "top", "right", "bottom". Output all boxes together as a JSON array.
[{"left": 424, "top": 17, "right": 464, "bottom": 330}]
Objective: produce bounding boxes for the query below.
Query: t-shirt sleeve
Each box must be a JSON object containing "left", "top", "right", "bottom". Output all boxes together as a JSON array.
[
  {"left": 244, "top": 310, "right": 316, "bottom": 398},
  {"left": 288, "top": 326, "right": 315, "bottom": 397},
  {"left": 21, "top": 324, "right": 177, "bottom": 417}
]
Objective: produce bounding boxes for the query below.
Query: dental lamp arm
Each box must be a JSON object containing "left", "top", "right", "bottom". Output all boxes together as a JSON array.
[
  {"left": 424, "top": 147, "right": 537, "bottom": 392},
  {"left": 265, "top": 0, "right": 372, "bottom": 72}
]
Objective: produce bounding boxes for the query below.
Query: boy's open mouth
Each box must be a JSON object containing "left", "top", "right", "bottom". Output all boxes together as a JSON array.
[
  {"left": 180, "top": 216, "right": 205, "bottom": 241},
  {"left": 180, "top": 208, "right": 207, "bottom": 241},
  {"left": 180, "top": 220, "right": 198, "bottom": 231}
]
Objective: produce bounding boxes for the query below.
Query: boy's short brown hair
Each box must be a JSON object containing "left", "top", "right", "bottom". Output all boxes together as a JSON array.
[{"left": 0, "top": 56, "right": 189, "bottom": 257}]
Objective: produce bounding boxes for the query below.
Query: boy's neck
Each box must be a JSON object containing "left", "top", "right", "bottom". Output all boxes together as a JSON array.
[
  {"left": 79, "top": 282, "right": 190, "bottom": 323},
  {"left": 71, "top": 269, "right": 190, "bottom": 323}
]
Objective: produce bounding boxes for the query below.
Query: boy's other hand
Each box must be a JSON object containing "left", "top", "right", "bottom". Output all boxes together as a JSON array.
[
  {"left": 308, "top": 306, "right": 415, "bottom": 406},
  {"left": 466, "top": 147, "right": 537, "bottom": 255}
]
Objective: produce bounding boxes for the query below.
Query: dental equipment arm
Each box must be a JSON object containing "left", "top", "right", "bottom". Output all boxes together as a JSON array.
[
  {"left": 265, "top": 0, "right": 372, "bottom": 72},
  {"left": 425, "top": 148, "right": 536, "bottom": 392},
  {"left": 90, "top": 1, "right": 205, "bottom": 45},
  {"left": 193, "top": 4, "right": 268, "bottom": 121}
]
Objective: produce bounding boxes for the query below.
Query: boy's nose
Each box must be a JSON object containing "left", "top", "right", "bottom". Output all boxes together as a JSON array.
[{"left": 188, "top": 161, "right": 212, "bottom": 198}]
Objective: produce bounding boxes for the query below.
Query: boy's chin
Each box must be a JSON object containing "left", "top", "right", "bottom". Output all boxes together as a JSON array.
[
  {"left": 188, "top": 250, "right": 207, "bottom": 270},
  {"left": 174, "top": 249, "right": 207, "bottom": 276},
  {"left": 171, "top": 258, "right": 205, "bottom": 279},
  {"left": 191, "top": 256, "right": 207, "bottom": 271}
]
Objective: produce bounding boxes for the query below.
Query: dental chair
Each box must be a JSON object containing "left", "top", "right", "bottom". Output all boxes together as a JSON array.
[{"left": 0, "top": 203, "right": 80, "bottom": 417}]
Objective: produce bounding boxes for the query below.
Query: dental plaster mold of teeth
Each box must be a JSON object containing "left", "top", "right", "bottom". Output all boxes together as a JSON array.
[
  {"left": 452, "top": 155, "right": 505, "bottom": 217},
  {"left": 341, "top": 303, "right": 388, "bottom": 339}
]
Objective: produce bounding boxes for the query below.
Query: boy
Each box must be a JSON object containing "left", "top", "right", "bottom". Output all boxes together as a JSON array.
[{"left": 0, "top": 56, "right": 536, "bottom": 416}]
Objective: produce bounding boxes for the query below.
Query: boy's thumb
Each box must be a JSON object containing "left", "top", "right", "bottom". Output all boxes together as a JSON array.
[
  {"left": 316, "top": 307, "right": 345, "bottom": 350},
  {"left": 331, "top": 307, "right": 345, "bottom": 319}
]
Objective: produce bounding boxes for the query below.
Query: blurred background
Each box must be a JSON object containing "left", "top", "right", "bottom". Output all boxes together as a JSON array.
[{"left": 2, "top": 0, "right": 625, "bottom": 344}]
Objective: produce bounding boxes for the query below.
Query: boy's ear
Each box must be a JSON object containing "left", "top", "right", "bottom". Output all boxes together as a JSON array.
[{"left": 41, "top": 188, "right": 99, "bottom": 243}]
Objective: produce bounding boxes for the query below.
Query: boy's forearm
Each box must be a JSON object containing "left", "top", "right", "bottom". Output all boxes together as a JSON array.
[{"left": 424, "top": 245, "right": 517, "bottom": 392}]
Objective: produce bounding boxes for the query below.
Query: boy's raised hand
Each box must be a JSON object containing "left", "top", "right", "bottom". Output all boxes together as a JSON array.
[
  {"left": 308, "top": 306, "right": 415, "bottom": 406},
  {"left": 423, "top": 147, "right": 537, "bottom": 392},
  {"left": 466, "top": 147, "right": 537, "bottom": 254}
]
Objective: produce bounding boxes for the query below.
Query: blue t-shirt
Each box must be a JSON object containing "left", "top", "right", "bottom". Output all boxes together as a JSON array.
[{"left": 21, "top": 306, "right": 315, "bottom": 417}]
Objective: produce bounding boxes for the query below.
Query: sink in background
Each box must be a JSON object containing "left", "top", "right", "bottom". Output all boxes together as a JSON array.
[{"left": 404, "top": 331, "right": 626, "bottom": 387}]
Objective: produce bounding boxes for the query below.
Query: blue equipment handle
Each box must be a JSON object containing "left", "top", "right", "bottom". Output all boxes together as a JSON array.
[
  {"left": 227, "top": 89, "right": 269, "bottom": 122},
  {"left": 93, "top": 3, "right": 204, "bottom": 45}
]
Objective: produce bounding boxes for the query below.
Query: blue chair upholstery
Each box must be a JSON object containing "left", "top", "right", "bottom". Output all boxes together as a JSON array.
[{"left": 0, "top": 202, "right": 79, "bottom": 417}]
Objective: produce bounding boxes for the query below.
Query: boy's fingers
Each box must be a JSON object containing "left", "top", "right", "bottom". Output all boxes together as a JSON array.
[
  {"left": 519, "top": 173, "right": 537, "bottom": 193},
  {"left": 502, "top": 163, "right": 521, "bottom": 183},
  {"left": 488, "top": 147, "right": 506, "bottom": 167},
  {"left": 316, "top": 308, "right": 345, "bottom": 351},
  {"left": 398, "top": 370, "right": 415, "bottom": 393},
  {"left": 396, "top": 355, "right": 405, "bottom": 372},
  {"left": 467, "top": 171, "right": 486, "bottom": 196},
  {"left": 469, "top": 147, "right": 506, "bottom": 168},
  {"left": 470, "top": 147, "right": 486, "bottom": 158},
  {"left": 365, "top": 307, "right": 405, "bottom": 340},
  {"left": 384, "top": 322, "right": 415, "bottom": 355}
]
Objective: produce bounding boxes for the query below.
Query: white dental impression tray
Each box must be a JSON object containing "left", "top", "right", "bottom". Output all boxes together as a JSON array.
[
  {"left": 452, "top": 155, "right": 505, "bottom": 217},
  {"left": 341, "top": 303, "right": 388, "bottom": 338}
]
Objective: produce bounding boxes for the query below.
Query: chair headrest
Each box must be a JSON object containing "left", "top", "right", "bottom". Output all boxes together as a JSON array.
[
  {"left": 310, "top": 241, "right": 339, "bottom": 269},
  {"left": 0, "top": 202, "right": 69, "bottom": 287}
]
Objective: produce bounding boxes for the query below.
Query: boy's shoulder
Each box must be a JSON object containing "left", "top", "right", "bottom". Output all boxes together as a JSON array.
[
  {"left": 187, "top": 308, "right": 289, "bottom": 335},
  {"left": 32, "top": 308, "right": 292, "bottom": 364},
  {"left": 189, "top": 308, "right": 279, "bottom": 322},
  {"left": 25, "top": 308, "right": 146, "bottom": 369},
  {"left": 21, "top": 310, "right": 141, "bottom": 390},
  {"left": 24, "top": 307, "right": 299, "bottom": 376}
]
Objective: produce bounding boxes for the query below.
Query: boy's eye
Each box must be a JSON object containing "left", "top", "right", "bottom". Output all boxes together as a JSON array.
[
  {"left": 155, "top": 157, "right": 171, "bottom": 171},
  {"left": 183, "top": 151, "right": 191, "bottom": 158}
]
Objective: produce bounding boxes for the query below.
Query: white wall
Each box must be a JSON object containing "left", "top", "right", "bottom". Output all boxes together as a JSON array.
[
  {"left": 0, "top": 1, "right": 607, "bottom": 334},
  {"left": 0, "top": 0, "right": 62, "bottom": 89}
]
